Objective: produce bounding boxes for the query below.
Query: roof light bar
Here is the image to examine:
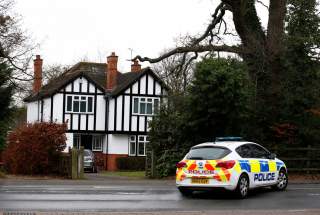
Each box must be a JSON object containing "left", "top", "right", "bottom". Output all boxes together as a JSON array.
[{"left": 215, "top": 137, "right": 243, "bottom": 142}]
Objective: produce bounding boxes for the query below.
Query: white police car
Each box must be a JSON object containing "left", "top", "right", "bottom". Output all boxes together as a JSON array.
[{"left": 176, "top": 137, "right": 288, "bottom": 198}]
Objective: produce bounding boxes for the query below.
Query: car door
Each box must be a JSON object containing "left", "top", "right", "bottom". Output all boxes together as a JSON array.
[
  {"left": 249, "top": 144, "right": 276, "bottom": 187},
  {"left": 235, "top": 144, "right": 253, "bottom": 184}
]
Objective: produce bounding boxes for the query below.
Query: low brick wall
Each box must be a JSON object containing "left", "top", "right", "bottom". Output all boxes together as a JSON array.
[{"left": 106, "top": 154, "right": 128, "bottom": 171}]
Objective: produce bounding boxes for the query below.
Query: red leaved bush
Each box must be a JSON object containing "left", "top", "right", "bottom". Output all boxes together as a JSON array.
[{"left": 3, "top": 122, "right": 67, "bottom": 175}]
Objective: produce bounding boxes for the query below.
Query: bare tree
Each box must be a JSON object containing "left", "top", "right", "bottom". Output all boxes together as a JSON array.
[
  {"left": 42, "top": 64, "right": 70, "bottom": 85},
  {"left": 0, "top": 0, "right": 36, "bottom": 93},
  {"left": 152, "top": 50, "right": 195, "bottom": 94},
  {"left": 133, "top": 1, "right": 295, "bottom": 114}
]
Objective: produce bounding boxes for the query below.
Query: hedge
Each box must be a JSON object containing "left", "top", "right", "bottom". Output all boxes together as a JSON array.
[
  {"left": 116, "top": 157, "right": 146, "bottom": 171},
  {"left": 3, "top": 122, "right": 67, "bottom": 175}
]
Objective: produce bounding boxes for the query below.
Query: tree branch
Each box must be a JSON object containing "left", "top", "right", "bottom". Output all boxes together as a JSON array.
[
  {"left": 134, "top": 44, "right": 243, "bottom": 63},
  {"left": 133, "top": 2, "right": 237, "bottom": 64},
  {"left": 256, "top": 0, "right": 269, "bottom": 10}
]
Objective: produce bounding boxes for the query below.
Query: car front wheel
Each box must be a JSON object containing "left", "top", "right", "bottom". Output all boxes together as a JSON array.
[
  {"left": 273, "top": 169, "right": 288, "bottom": 191},
  {"left": 235, "top": 174, "right": 249, "bottom": 198}
]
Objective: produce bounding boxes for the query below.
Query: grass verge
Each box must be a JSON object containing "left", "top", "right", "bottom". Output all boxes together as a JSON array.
[{"left": 100, "top": 171, "right": 146, "bottom": 178}]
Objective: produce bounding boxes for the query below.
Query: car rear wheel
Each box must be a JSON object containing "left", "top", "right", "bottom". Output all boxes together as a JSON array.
[
  {"left": 273, "top": 169, "right": 288, "bottom": 191},
  {"left": 178, "top": 187, "right": 193, "bottom": 196},
  {"left": 235, "top": 174, "right": 249, "bottom": 198}
]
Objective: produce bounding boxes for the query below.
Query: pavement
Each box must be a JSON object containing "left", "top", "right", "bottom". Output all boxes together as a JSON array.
[{"left": 0, "top": 174, "right": 320, "bottom": 214}]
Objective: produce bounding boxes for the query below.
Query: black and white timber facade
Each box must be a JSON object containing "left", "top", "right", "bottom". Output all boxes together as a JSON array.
[{"left": 24, "top": 53, "right": 167, "bottom": 170}]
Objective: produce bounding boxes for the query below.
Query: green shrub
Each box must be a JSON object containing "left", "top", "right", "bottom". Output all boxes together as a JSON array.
[{"left": 116, "top": 157, "right": 146, "bottom": 171}]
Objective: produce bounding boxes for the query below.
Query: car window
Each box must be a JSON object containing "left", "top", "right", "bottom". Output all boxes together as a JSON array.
[
  {"left": 249, "top": 144, "right": 270, "bottom": 159},
  {"left": 236, "top": 144, "right": 252, "bottom": 158},
  {"left": 84, "top": 150, "right": 91, "bottom": 156},
  {"left": 186, "top": 146, "right": 231, "bottom": 160}
]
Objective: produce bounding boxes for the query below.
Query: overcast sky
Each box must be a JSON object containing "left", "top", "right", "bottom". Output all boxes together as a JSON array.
[
  {"left": 15, "top": 0, "right": 270, "bottom": 72},
  {"left": 15, "top": 0, "right": 221, "bottom": 71}
]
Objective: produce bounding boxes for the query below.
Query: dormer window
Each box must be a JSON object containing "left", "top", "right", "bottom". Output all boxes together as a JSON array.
[
  {"left": 133, "top": 97, "right": 160, "bottom": 115},
  {"left": 66, "top": 95, "right": 93, "bottom": 113}
]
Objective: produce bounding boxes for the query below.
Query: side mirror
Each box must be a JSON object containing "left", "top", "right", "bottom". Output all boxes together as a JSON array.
[{"left": 269, "top": 153, "right": 276, "bottom": 160}]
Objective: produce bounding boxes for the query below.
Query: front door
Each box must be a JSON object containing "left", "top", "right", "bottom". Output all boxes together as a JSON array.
[{"left": 81, "top": 135, "right": 93, "bottom": 150}]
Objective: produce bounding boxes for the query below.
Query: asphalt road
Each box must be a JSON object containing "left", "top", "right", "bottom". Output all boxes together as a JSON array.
[{"left": 0, "top": 175, "right": 320, "bottom": 214}]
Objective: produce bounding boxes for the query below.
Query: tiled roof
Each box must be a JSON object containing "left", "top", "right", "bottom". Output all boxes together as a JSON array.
[{"left": 24, "top": 62, "right": 164, "bottom": 102}]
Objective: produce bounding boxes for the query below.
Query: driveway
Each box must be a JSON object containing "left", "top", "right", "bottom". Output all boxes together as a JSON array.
[{"left": 0, "top": 174, "right": 320, "bottom": 214}]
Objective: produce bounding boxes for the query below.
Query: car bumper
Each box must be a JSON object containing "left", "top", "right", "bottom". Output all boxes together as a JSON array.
[
  {"left": 176, "top": 178, "right": 237, "bottom": 191},
  {"left": 84, "top": 161, "right": 94, "bottom": 169}
]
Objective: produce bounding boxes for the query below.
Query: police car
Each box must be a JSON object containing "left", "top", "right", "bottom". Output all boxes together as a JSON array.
[{"left": 176, "top": 137, "right": 288, "bottom": 198}]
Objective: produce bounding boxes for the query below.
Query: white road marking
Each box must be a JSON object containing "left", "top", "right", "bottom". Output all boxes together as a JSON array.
[
  {"left": 288, "top": 209, "right": 307, "bottom": 212},
  {"left": 289, "top": 187, "right": 320, "bottom": 190},
  {"left": 308, "top": 193, "right": 320, "bottom": 196}
]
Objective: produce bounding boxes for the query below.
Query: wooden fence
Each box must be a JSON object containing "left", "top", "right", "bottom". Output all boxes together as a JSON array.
[
  {"left": 58, "top": 147, "right": 84, "bottom": 179},
  {"left": 272, "top": 146, "right": 320, "bottom": 173}
]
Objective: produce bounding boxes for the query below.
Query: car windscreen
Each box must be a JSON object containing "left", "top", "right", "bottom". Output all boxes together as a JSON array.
[
  {"left": 186, "top": 146, "right": 231, "bottom": 160},
  {"left": 84, "top": 150, "right": 91, "bottom": 157}
]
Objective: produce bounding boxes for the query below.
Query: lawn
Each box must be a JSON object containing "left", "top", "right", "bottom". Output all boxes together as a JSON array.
[{"left": 100, "top": 171, "right": 146, "bottom": 178}]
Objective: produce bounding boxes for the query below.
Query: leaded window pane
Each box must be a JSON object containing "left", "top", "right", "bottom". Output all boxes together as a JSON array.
[
  {"left": 67, "top": 96, "right": 72, "bottom": 111},
  {"left": 73, "top": 101, "right": 79, "bottom": 112},
  {"left": 138, "top": 142, "right": 145, "bottom": 155},
  {"left": 87, "top": 97, "right": 93, "bottom": 112},
  {"left": 130, "top": 142, "right": 136, "bottom": 155},
  {"left": 140, "top": 102, "right": 146, "bottom": 114},
  {"left": 133, "top": 98, "right": 139, "bottom": 113},
  {"left": 146, "top": 103, "right": 152, "bottom": 114},
  {"left": 154, "top": 99, "right": 159, "bottom": 114},
  {"left": 80, "top": 101, "right": 86, "bottom": 112}
]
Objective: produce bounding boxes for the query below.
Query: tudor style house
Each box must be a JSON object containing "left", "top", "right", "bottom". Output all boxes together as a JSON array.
[{"left": 24, "top": 52, "right": 167, "bottom": 170}]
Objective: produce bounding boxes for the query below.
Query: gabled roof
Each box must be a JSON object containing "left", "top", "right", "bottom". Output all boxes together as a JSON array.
[{"left": 24, "top": 62, "right": 167, "bottom": 102}]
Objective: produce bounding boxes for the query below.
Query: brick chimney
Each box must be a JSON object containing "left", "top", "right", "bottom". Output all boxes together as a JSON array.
[
  {"left": 33, "top": 55, "right": 43, "bottom": 93},
  {"left": 106, "top": 52, "right": 118, "bottom": 90},
  {"left": 131, "top": 59, "right": 141, "bottom": 72}
]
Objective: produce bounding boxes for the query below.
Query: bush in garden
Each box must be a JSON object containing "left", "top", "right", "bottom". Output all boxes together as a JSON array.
[
  {"left": 3, "top": 122, "right": 67, "bottom": 175},
  {"left": 116, "top": 157, "right": 146, "bottom": 171}
]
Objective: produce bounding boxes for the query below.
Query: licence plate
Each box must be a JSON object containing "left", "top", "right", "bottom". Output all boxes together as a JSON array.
[{"left": 191, "top": 178, "right": 209, "bottom": 184}]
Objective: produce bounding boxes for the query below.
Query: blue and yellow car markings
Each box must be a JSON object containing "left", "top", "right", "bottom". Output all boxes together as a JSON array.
[{"left": 238, "top": 159, "right": 283, "bottom": 173}]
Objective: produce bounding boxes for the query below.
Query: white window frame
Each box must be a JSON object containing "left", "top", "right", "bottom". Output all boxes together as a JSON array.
[
  {"left": 132, "top": 97, "right": 160, "bottom": 116},
  {"left": 129, "top": 136, "right": 136, "bottom": 156},
  {"left": 92, "top": 135, "right": 103, "bottom": 151},
  {"left": 66, "top": 95, "right": 94, "bottom": 114},
  {"left": 73, "top": 134, "right": 81, "bottom": 149},
  {"left": 137, "top": 135, "right": 149, "bottom": 156}
]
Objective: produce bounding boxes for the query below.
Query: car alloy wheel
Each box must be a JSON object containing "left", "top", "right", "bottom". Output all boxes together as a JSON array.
[
  {"left": 276, "top": 170, "right": 288, "bottom": 190},
  {"left": 236, "top": 174, "right": 249, "bottom": 198},
  {"left": 240, "top": 177, "right": 249, "bottom": 197}
]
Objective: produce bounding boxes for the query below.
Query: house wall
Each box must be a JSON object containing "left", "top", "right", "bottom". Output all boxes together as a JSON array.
[
  {"left": 108, "top": 73, "right": 166, "bottom": 134},
  {"left": 52, "top": 94, "right": 63, "bottom": 123},
  {"left": 26, "top": 71, "right": 167, "bottom": 170},
  {"left": 27, "top": 101, "right": 39, "bottom": 122},
  {"left": 42, "top": 97, "right": 51, "bottom": 122},
  {"left": 65, "top": 132, "right": 73, "bottom": 152},
  {"left": 107, "top": 134, "right": 129, "bottom": 154},
  {"left": 106, "top": 134, "right": 128, "bottom": 171},
  {"left": 62, "top": 76, "right": 105, "bottom": 132}
]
